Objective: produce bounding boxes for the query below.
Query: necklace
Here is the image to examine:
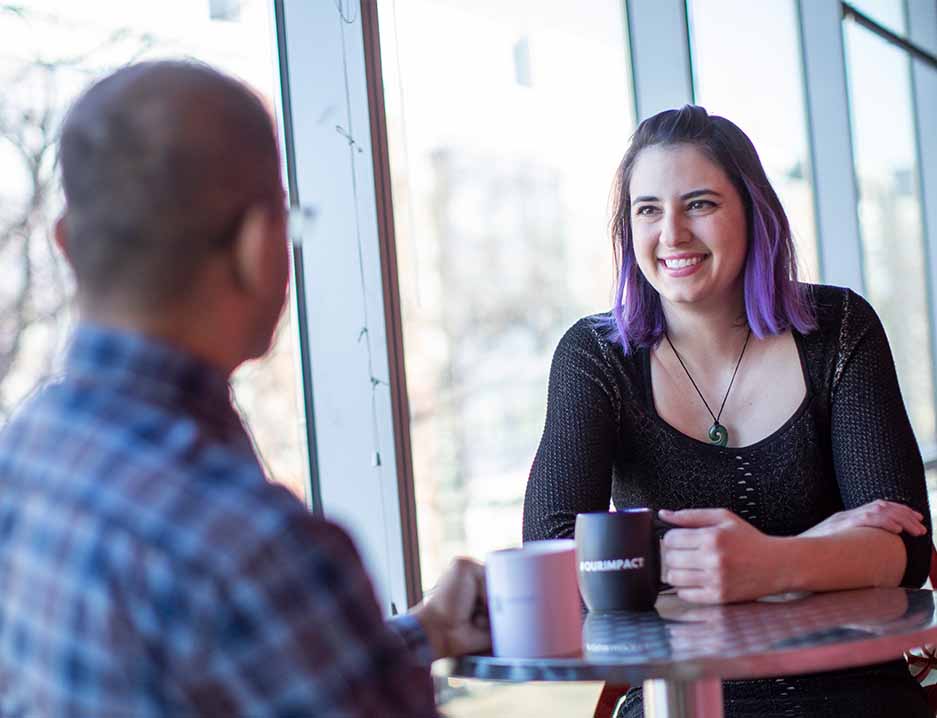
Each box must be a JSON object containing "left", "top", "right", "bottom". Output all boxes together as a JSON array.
[{"left": 664, "top": 328, "right": 752, "bottom": 448}]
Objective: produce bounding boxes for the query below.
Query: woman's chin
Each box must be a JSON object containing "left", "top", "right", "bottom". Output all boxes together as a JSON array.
[
  {"left": 654, "top": 276, "right": 742, "bottom": 311},
  {"left": 657, "top": 285, "right": 709, "bottom": 306}
]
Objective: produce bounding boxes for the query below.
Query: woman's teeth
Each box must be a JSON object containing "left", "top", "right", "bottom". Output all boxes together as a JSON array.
[{"left": 662, "top": 256, "right": 704, "bottom": 269}]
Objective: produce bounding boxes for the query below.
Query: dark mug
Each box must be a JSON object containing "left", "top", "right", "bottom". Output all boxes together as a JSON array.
[{"left": 575, "top": 508, "right": 673, "bottom": 611}]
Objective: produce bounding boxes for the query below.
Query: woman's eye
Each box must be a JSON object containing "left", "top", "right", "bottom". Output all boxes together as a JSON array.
[
  {"left": 688, "top": 199, "right": 715, "bottom": 211},
  {"left": 634, "top": 205, "right": 658, "bottom": 216}
]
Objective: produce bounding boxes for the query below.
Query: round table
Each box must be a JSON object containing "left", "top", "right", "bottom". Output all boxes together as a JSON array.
[{"left": 446, "top": 587, "right": 937, "bottom": 717}]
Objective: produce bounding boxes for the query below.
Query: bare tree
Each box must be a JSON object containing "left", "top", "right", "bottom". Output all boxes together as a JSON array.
[{"left": 0, "top": 5, "right": 156, "bottom": 420}]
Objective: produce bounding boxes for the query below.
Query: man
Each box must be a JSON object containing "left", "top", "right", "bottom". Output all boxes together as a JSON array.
[{"left": 0, "top": 60, "right": 489, "bottom": 716}]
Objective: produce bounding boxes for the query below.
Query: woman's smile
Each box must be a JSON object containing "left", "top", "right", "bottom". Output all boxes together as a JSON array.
[{"left": 659, "top": 253, "right": 709, "bottom": 276}]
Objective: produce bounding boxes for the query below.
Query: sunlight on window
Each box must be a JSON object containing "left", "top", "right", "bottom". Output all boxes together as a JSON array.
[{"left": 379, "top": 0, "right": 634, "bottom": 594}]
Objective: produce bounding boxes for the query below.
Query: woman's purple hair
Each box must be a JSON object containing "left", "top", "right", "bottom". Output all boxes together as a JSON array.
[{"left": 596, "top": 105, "right": 816, "bottom": 351}]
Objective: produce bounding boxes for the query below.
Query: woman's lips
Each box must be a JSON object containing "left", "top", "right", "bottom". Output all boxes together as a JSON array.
[{"left": 658, "top": 254, "right": 708, "bottom": 277}]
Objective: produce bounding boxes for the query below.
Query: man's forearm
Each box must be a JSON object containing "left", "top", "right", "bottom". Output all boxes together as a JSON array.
[{"left": 774, "top": 527, "right": 906, "bottom": 593}]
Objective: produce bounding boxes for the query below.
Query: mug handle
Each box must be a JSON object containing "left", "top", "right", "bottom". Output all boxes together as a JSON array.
[{"left": 653, "top": 516, "right": 677, "bottom": 592}]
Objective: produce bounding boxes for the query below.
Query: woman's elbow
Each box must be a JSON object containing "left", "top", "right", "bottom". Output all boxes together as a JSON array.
[{"left": 898, "top": 531, "right": 932, "bottom": 588}]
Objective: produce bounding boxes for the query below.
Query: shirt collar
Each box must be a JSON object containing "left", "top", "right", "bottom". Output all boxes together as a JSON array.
[{"left": 65, "top": 322, "right": 235, "bottom": 421}]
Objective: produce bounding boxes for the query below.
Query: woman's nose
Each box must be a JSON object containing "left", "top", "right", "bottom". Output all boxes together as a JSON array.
[{"left": 659, "top": 211, "right": 689, "bottom": 247}]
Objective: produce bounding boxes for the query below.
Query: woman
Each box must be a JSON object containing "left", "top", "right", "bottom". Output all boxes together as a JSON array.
[{"left": 522, "top": 105, "right": 933, "bottom": 717}]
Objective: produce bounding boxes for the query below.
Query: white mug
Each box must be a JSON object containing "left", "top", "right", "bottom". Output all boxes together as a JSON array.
[{"left": 485, "top": 539, "right": 582, "bottom": 658}]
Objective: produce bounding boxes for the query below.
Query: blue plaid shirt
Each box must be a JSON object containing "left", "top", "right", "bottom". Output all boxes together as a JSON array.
[{"left": 0, "top": 324, "right": 436, "bottom": 717}]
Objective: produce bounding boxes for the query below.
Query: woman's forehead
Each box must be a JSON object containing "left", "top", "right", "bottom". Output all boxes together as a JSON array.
[{"left": 629, "top": 143, "right": 732, "bottom": 196}]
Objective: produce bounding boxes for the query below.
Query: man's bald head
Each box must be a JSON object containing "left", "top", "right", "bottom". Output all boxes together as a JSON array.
[{"left": 59, "top": 60, "right": 281, "bottom": 309}]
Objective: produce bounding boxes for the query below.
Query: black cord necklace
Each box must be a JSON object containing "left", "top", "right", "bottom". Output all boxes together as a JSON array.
[{"left": 664, "top": 328, "right": 752, "bottom": 448}]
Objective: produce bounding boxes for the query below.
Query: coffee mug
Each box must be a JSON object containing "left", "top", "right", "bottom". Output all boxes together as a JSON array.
[
  {"left": 485, "top": 539, "right": 582, "bottom": 657},
  {"left": 575, "top": 509, "right": 672, "bottom": 611}
]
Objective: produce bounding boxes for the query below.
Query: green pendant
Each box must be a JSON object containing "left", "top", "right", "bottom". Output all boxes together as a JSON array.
[{"left": 708, "top": 422, "right": 728, "bottom": 447}]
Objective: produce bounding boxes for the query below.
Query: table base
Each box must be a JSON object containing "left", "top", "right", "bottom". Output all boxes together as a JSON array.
[{"left": 641, "top": 678, "right": 723, "bottom": 718}]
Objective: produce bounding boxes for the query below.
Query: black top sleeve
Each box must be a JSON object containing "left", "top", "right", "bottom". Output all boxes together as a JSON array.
[
  {"left": 829, "top": 290, "right": 933, "bottom": 587},
  {"left": 522, "top": 320, "right": 619, "bottom": 542}
]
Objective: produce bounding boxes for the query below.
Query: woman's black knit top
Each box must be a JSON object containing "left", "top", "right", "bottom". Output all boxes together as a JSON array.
[{"left": 523, "top": 284, "right": 932, "bottom": 717}]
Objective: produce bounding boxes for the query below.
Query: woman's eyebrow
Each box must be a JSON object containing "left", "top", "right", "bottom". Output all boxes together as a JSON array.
[
  {"left": 681, "top": 188, "right": 722, "bottom": 200},
  {"left": 631, "top": 188, "right": 724, "bottom": 203}
]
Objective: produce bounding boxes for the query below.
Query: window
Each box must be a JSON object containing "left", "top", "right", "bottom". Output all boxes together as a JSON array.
[
  {"left": 379, "top": 0, "right": 634, "bottom": 587},
  {"left": 0, "top": 0, "right": 309, "bottom": 501},
  {"left": 688, "top": 0, "right": 820, "bottom": 283},
  {"left": 843, "top": 7, "right": 937, "bottom": 450},
  {"left": 378, "top": 0, "right": 632, "bottom": 710}
]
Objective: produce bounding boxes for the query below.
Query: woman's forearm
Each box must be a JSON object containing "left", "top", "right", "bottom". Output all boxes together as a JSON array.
[
  {"left": 661, "top": 509, "right": 913, "bottom": 603},
  {"left": 773, "top": 527, "right": 906, "bottom": 593}
]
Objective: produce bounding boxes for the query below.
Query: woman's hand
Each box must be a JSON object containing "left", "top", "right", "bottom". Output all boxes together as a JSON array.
[
  {"left": 798, "top": 500, "right": 926, "bottom": 539},
  {"left": 659, "top": 508, "right": 783, "bottom": 604}
]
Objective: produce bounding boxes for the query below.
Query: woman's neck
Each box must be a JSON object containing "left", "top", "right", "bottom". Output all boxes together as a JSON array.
[{"left": 661, "top": 293, "right": 749, "bottom": 363}]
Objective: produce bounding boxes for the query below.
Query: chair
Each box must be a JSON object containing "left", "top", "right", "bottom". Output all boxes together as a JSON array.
[
  {"left": 593, "top": 544, "right": 937, "bottom": 718},
  {"left": 907, "top": 544, "right": 937, "bottom": 713}
]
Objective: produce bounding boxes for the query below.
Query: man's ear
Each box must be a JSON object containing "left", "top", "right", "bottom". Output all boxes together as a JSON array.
[
  {"left": 54, "top": 213, "right": 72, "bottom": 263},
  {"left": 231, "top": 203, "right": 273, "bottom": 297}
]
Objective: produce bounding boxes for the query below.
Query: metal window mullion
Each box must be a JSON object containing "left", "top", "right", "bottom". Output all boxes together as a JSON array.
[
  {"left": 272, "top": 0, "right": 324, "bottom": 515},
  {"left": 843, "top": 1, "right": 937, "bottom": 68},
  {"left": 908, "top": 0, "right": 937, "bottom": 457},
  {"left": 626, "top": 0, "right": 693, "bottom": 122},
  {"left": 797, "top": 0, "right": 864, "bottom": 291},
  {"left": 359, "top": 0, "right": 422, "bottom": 607},
  {"left": 277, "top": 0, "right": 415, "bottom": 616}
]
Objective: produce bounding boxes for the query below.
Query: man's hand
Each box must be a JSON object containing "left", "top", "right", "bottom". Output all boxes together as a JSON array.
[
  {"left": 410, "top": 557, "right": 491, "bottom": 659},
  {"left": 659, "top": 508, "right": 782, "bottom": 604},
  {"left": 799, "top": 500, "right": 926, "bottom": 539}
]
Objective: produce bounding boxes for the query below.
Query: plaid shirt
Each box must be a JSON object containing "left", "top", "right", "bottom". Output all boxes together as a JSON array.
[{"left": 0, "top": 324, "right": 437, "bottom": 717}]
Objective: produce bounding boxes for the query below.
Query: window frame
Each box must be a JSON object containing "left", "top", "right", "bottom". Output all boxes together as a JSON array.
[
  {"left": 276, "top": 0, "right": 937, "bottom": 606},
  {"left": 908, "top": 0, "right": 937, "bottom": 461},
  {"left": 274, "top": 0, "right": 421, "bottom": 613}
]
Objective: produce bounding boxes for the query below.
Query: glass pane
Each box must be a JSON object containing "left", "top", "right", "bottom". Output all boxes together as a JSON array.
[
  {"left": 381, "top": 3, "right": 632, "bottom": 709},
  {"left": 688, "top": 0, "right": 820, "bottom": 283},
  {"left": 848, "top": 0, "right": 907, "bottom": 37},
  {"left": 380, "top": 0, "right": 633, "bottom": 586},
  {"left": 844, "top": 21, "right": 936, "bottom": 450},
  {"left": 0, "top": 1, "right": 309, "bottom": 500}
]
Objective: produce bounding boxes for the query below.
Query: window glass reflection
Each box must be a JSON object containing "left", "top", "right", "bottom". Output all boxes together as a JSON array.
[
  {"left": 844, "top": 20, "right": 936, "bottom": 450},
  {"left": 378, "top": 0, "right": 634, "bottom": 586},
  {"left": 688, "top": 0, "right": 819, "bottom": 283}
]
